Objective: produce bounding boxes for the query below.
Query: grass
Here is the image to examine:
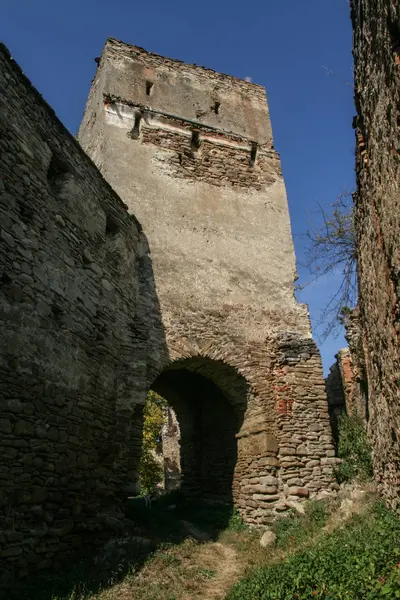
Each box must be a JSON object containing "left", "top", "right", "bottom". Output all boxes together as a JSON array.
[
  {"left": 334, "top": 413, "right": 373, "bottom": 484},
  {"left": 11, "top": 498, "right": 255, "bottom": 600},
  {"left": 12, "top": 488, "right": 400, "bottom": 600},
  {"left": 225, "top": 500, "right": 400, "bottom": 599}
]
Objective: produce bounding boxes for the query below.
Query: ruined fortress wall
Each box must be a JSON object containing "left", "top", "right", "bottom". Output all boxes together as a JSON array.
[
  {"left": 0, "top": 43, "right": 161, "bottom": 585},
  {"left": 0, "top": 35, "right": 338, "bottom": 586},
  {"left": 351, "top": 0, "right": 400, "bottom": 508},
  {"left": 79, "top": 39, "right": 337, "bottom": 522},
  {"left": 162, "top": 406, "right": 181, "bottom": 492}
]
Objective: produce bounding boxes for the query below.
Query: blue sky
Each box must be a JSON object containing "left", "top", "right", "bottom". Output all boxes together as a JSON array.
[{"left": 2, "top": 0, "right": 355, "bottom": 374}]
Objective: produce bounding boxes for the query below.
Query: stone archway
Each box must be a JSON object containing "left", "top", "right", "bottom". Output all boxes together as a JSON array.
[
  {"left": 150, "top": 356, "right": 250, "bottom": 504},
  {"left": 143, "top": 348, "right": 285, "bottom": 525},
  {"left": 139, "top": 333, "right": 338, "bottom": 526}
]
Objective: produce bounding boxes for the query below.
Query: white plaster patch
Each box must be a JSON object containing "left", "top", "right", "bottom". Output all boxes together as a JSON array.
[{"left": 104, "top": 103, "right": 135, "bottom": 128}]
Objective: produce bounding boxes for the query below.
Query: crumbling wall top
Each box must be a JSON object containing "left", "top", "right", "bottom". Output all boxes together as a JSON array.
[{"left": 99, "top": 37, "right": 273, "bottom": 143}]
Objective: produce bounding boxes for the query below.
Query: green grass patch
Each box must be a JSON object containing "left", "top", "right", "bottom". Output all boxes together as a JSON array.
[
  {"left": 226, "top": 502, "right": 400, "bottom": 599},
  {"left": 197, "top": 568, "right": 217, "bottom": 579},
  {"left": 335, "top": 413, "right": 373, "bottom": 483},
  {"left": 272, "top": 500, "right": 327, "bottom": 549}
]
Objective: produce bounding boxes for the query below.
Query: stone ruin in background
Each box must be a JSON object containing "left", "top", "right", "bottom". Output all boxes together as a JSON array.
[{"left": 325, "top": 307, "right": 369, "bottom": 442}]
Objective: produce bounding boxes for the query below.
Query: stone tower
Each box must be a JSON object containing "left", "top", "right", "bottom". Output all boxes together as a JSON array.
[{"left": 78, "top": 38, "right": 337, "bottom": 523}]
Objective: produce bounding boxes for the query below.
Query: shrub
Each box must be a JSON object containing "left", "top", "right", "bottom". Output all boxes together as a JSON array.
[
  {"left": 272, "top": 501, "right": 327, "bottom": 549},
  {"left": 139, "top": 390, "right": 168, "bottom": 495},
  {"left": 334, "top": 413, "right": 373, "bottom": 483},
  {"left": 226, "top": 502, "right": 400, "bottom": 599}
]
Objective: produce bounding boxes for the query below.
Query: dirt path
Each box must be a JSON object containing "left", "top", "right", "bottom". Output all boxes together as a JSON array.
[
  {"left": 198, "top": 542, "right": 240, "bottom": 600},
  {"left": 178, "top": 520, "right": 242, "bottom": 599}
]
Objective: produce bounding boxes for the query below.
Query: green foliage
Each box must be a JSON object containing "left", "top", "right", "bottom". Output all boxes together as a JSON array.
[
  {"left": 139, "top": 390, "right": 168, "bottom": 495},
  {"left": 227, "top": 509, "right": 248, "bottom": 532},
  {"left": 272, "top": 501, "right": 327, "bottom": 549},
  {"left": 304, "top": 499, "right": 327, "bottom": 526},
  {"left": 197, "top": 568, "right": 217, "bottom": 579},
  {"left": 334, "top": 413, "right": 373, "bottom": 483},
  {"left": 226, "top": 502, "right": 400, "bottom": 600}
]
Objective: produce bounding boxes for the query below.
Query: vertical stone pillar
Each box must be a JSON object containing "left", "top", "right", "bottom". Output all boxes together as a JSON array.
[{"left": 272, "top": 335, "right": 338, "bottom": 502}]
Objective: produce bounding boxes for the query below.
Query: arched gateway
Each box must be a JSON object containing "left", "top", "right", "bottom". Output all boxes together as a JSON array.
[{"left": 78, "top": 38, "right": 337, "bottom": 524}]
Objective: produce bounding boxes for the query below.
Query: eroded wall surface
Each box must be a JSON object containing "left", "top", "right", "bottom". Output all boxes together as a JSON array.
[
  {"left": 0, "top": 35, "right": 339, "bottom": 587},
  {"left": 0, "top": 43, "right": 166, "bottom": 587},
  {"left": 79, "top": 38, "right": 338, "bottom": 524},
  {"left": 161, "top": 406, "right": 181, "bottom": 492},
  {"left": 351, "top": 0, "right": 400, "bottom": 508}
]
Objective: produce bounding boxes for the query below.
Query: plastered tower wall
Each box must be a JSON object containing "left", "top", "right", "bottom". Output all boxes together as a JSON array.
[
  {"left": 79, "top": 38, "right": 310, "bottom": 341},
  {"left": 79, "top": 38, "right": 337, "bottom": 523},
  {"left": 351, "top": 0, "right": 400, "bottom": 508}
]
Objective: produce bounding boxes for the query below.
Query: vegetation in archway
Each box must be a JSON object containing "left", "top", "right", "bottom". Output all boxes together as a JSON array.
[{"left": 139, "top": 390, "right": 168, "bottom": 495}]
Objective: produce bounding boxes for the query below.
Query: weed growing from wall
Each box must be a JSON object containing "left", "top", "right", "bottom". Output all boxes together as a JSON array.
[{"left": 334, "top": 413, "right": 373, "bottom": 483}]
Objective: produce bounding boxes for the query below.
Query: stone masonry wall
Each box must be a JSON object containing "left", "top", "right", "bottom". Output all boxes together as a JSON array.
[
  {"left": 325, "top": 308, "right": 368, "bottom": 433},
  {"left": 0, "top": 35, "right": 339, "bottom": 587},
  {"left": 161, "top": 406, "right": 181, "bottom": 492},
  {"left": 0, "top": 43, "right": 165, "bottom": 588},
  {"left": 79, "top": 37, "right": 338, "bottom": 526},
  {"left": 352, "top": 0, "right": 400, "bottom": 508}
]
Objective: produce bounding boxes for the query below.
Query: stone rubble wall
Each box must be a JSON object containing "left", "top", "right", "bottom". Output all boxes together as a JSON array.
[
  {"left": 151, "top": 330, "right": 338, "bottom": 527},
  {"left": 101, "top": 98, "right": 280, "bottom": 190},
  {"left": 325, "top": 309, "right": 368, "bottom": 430},
  {"left": 272, "top": 335, "right": 338, "bottom": 502},
  {"left": 351, "top": 0, "right": 400, "bottom": 509},
  {"left": 0, "top": 35, "right": 339, "bottom": 589},
  {"left": 0, "top": 43, "right": 165, "bottom": 588},
  {"left": 161, "top": 406, "right": 181, "bottom": 492},
  {"left": 325, "top": 360, "right": 346, "bottom": 448},
  {"left": 79, "top": 38, "right": 339, "bottom": 526}
]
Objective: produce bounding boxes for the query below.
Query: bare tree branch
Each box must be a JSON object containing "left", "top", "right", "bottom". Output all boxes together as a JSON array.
[{"left": 296, "top": 190, "right": 357, "bottom": 341}]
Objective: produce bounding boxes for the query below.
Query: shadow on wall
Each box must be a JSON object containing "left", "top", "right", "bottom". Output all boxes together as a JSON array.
[
  {"left": 0, "top": 43, "right": 170, "bottom": 592},
  {"left": 151, "top": 356, "right": 248, "bottom": 505},
  {"left": 9, "top": 495, "right": 241, "bottom": 600},
  {"left": 0, "top": 41, "right": 250, "bottom": 595}
]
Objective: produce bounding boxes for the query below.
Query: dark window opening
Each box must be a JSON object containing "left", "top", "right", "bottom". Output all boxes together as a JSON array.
[
  {"left": 105, "top": 214, "right": 120, "bottom": 236},
  {"left": 250, "top": 143, "right": 257, "bottom": 167},
  {"left": 388, "top": 17, "right": 400, "bottom": 59},
  {"left": 191, "top": 130, "right": 201, "bottom": 153},
  {"left": 47, "top": 155, "right": 71, "bottom": 195},
  {"left": 51, "top": 302, "right": 64, "bottom": 324},
  {"left": 17, "top": 199, "right": 34, "bottom": 222},
  {"left": 213, "top": 101, "right": 220, "bottom": 115},
  {"left": 129, "top": 112, "right": 142, "bottom": 140},
  {"left": 146, "top": 81, "right": 154, "bottom": 96},
  {"left": 178, "top": 153, "right": 183, "bottom": 165}
]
